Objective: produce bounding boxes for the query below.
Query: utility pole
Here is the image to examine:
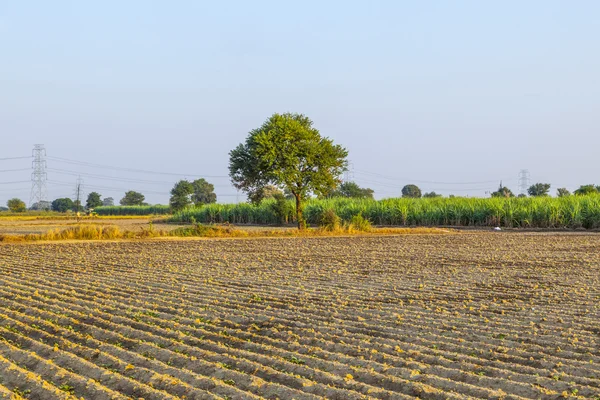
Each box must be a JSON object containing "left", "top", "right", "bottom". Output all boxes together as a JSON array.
[
  {"left": 74, "top": 176, "right": 84, "bottom": 221},
  {"left": 30, "top": 144, "right": 48, "bottom": 209},
  {"left": 343, "top": 160, "right": 354, "bottom": 183},
  {"left": 518, "top": 169, "right": 531, "bottom": 196}
]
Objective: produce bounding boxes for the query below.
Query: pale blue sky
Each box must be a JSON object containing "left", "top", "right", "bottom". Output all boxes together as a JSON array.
[{"left": 1, "top": 1, "right": 599, "bottom": 205}]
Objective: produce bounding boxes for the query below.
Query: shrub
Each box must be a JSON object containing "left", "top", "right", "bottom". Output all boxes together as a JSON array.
[
  {"left": 349, "top": 214, "right": 372, "bottom": 232},
  {"left": 319, "top": 208, "right": 341, "bottom": 231}
]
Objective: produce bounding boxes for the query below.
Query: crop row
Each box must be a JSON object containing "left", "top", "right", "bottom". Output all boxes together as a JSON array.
[
  {"left": 170, "top": 195, "right": 600, "bottom": 229},
  {"left": 0, "top": 234, "right": 599, "bottom": 399}
]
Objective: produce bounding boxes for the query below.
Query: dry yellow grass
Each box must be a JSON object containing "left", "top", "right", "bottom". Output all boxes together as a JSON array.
[{"left": 0, "top": 223, "right": 455, "bottom": 243}]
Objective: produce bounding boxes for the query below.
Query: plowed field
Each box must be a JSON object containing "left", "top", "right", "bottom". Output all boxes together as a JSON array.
[{"left": 1, "top": 233, "right": 599, "bottom": 399}]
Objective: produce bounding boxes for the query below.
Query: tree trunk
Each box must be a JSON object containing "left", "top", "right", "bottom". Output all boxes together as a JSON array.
[{"left": 295, "top": 193, "right": 305, "bottom": 230}]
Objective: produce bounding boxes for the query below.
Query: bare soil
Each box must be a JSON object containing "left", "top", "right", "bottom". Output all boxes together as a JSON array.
[{"left": 0, "top": 233, "right": 599, "bottom": 399}]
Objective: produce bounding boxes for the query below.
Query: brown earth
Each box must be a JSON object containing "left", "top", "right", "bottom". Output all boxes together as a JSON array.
[{"left": 0, "top": 233, "right": 599, "bottom": 399}]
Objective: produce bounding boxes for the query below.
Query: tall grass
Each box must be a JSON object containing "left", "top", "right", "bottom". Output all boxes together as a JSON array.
[
  {"left": 170, "top": 195, "right": 600, "bottom": 229},
  {"left": 94, "top": 205, "right": 171, "bottom": 216}
]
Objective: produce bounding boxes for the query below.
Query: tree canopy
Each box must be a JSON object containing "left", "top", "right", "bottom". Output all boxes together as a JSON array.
[
  {"left": 7, "top": 198, "right": 26, "bottom": 213},
  {"left": 491, "top": 182, "right": 514, "bottom": 198},
  {"left": 191, "top": 178, "right": 217, "bottom": 205},
  {"left": 51, "top": 198, "right": 74, "bottom": 212},
  {"left": 527, "top": 183, "right": 551, "bottom": 197},
  {"left": 120, "top": 191, "right": 146, "bottom": 206},
  {"left": 102, "top": 197, "right": 114, "bottom": 206},
  {"left": 423, "top": 191, "right": 442, "bottom": 198},
  {"left": 401, "top": 184, "right": 422, "bottom": 198},
  {"left": 86, "top": 192, "right": 103, "bottom": 209},
  {"left": 574, "top": 185, "right": 598, "bottom": 196},
  {"left": 556, "top": 188, "right": 571, "bottom": 197},
  {"left": 29, "top": 201, "right": 51, "bottom": 211},
  {"left": 328, "top": 182, "right": 374, "bottom": 199},
  {"left": 169, "top": 180, "right": 194, "bottom": 212},
  {"left": 229, "top": 112, "right": 348, "bottom": 229}
]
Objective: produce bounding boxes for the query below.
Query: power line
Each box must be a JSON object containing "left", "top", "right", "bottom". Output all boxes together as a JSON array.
[
  {"left": 0, "top": 156, "right": 32, "bottom": 161},
  {"left": 47, "top": 156, "right": 229, "bottom": 178},
  {"left": 46, "top": 167, "right": 233, "bottom": 187},
  {"left": 354, "top": 169, "right": 516, "bottom": 185},
  {"left": 0, "top": 168, "right": 31, "bottom": 173},
  {"left": 0, "top": 180, "right": 31, "bottom": 185}
]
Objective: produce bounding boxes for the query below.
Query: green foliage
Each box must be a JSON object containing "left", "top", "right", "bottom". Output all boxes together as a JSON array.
[
  {"left": 248, "top": 185, "right": 283, "bottom": 205},
  {"left": 29, "top": 201, "right": 51, "bottom": 211},
  {"left": 574, "top": 184, "right": 598, "bottom": 196},
  {"left": 191, "top": 178, "right": 217, "bottom": 205},
  {"left": 170, "top": 195, "right": 600, "bottom": 229},
  {"left": 86, "top": 192, "right": 103, "bottom": 209},
  {"left": 94, "top": 205, "right": 171, "bottom": 216},
  {"left": 7, "top": 198, "right": 26, "bottom": 213},
  {"left": 423, "top": 192, "right": 442, "bottom": 198},
  {"left": 0, "top": 206, "right": 8, "bottom": 212},
  {"left": 402, "top": 184, "right": 422, "bottom": 198},
  {"left": 270, "top": 193, "right": 292, "bottom": 224},
  {"left": 229, "top": 112, "right": 348, "bottom": 229},
  {"left": 491, "top": 182, "right": 514, "bottom": 198},
  {"left": 328, "top": 181, "right": 374, "bottom": 199},
  {"left": 349, "top": 214, "right": 372, "bottom": 232},
  {"left": 169, "top": 180, "right": 194, "bottom": 212},
  {"left": 120, "top": 191, "right": 146, "bottom": 206},
  {"left": 319, "top": 208, "right": 341, "bottom": 231},
  {"left": 527, "top": 183, "right": 551, "bottom": 197},
  {"left": 556, "top": 188, "right": 571, "bottom": 197},
  {"left": 51, "top": 198, "right": 74, "bottom": 212},
  {"left": 102, "top": 197, "right": 114, "bottom": 206}
]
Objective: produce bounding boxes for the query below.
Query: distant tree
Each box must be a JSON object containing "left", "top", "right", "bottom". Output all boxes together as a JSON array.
[
  {"left": 401, "top": 184, "right": 422, "bottom": 198},
  {"left": 169, "top": 180, "right": 194, "bottom": 212},
  {"left": 491, "top": 182, "right": 514, "bottom": 198},
  {"left": 102, "top": 197, "right": 114, "bottom": 206},
  {"left": 29, "top": 201, "right": 51, "bottom": 211},
  {"left": 517, "top": 194, "right": 527, "bottom": 198},
  {"left": 120, "top": 191, "right": 145, "bottom": 206},
  {"left": 0, "top": 206, "right": 8, "bottom": 212},
  {"left": 328, "top": 182, "right": 374, "bottom": 199},
  {"left": 556, "top": 188, "right": 571, "bottom": 197},
  {"left": 7, "top": 198, "right": 26, "bottom": 213},
  {"left": 51, "top": 198, "right": 74, "bottom": 213},
  {"left": 527, "top": 183, "right": 551, "bottom": 197},
  {"left": 86, "top": 192, "right": 103, "bottom": 209},
  {"left": 574, "top": 185, "right": 598, "bottom": 196},
  {"left": 423, "top": 192, "right": 442, "bottom": 198},
  {"left": 191, "top": 178, "right": 217, "bottom": 205},
  {"left": 229, "top": 112, "right": 348, "bottom": 229}
]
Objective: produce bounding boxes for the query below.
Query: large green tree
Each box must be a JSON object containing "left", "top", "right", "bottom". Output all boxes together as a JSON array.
[
  {"left": 229, "top": 113, "right": 348, "bottom": 229},
  {"left": 169, "top": 180, "right": 194, "bottom": 212},
  {"left": 328, "top": 182, "right": 374, "bottom": 199},
  {"left": 401, "top": 184, "right": 422, "bottom": 198},
  {"left": 51, "top": 198, "right": 74, "bottom": 212},
  {"left": 527, "top": 183, "right": 551, "bottom": 197},
  {"left": 191, "top": 178, "right": 217, "bottom": 205},
  {"left": 7, "top": 198, "right": 26, "bottom": 213},
  {"left": 120, "top": 191, "right": 145, "bottom": 206},
  {"left": 556, "top": 188, "right": 571, "bottom": 197},
  {"left": 86, "top": 192, "right": 103, "bottom": 209}
]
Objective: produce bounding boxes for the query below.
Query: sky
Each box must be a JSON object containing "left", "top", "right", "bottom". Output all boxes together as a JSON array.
[{"left": 1, "top": 1, "right": 599, "bottom": 206}]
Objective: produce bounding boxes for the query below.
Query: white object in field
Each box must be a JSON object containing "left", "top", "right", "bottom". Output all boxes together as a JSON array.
[{"left": 493, "top": 227, "right": 502, "bottom": 231}]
